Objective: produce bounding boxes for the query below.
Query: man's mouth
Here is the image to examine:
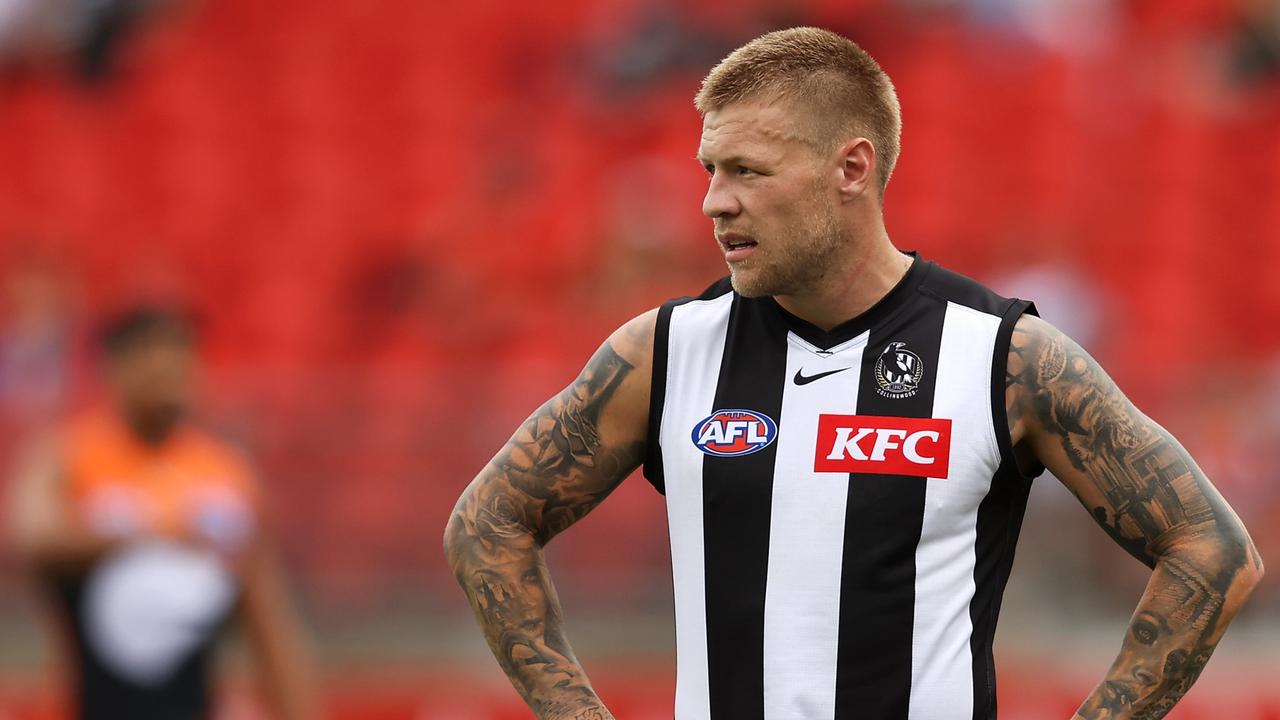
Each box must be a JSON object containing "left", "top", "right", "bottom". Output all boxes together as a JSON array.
[
  {"left": 719, "top": 233, "right": 758, "bottom": 261},
  {"left": 719, "top": 233, "right": 756, "bottom": 249}
]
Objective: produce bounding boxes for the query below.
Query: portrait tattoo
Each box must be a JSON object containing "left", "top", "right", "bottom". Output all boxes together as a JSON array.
[{"left": 1006, "top": 317, "right": 1260, "bottom": 719}]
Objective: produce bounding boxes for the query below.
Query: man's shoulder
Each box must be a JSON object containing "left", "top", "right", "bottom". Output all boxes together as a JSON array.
[
  {"left": 658, "top": 276, "right": 735, "bottom": 309},
  {"left": 58, "top": 408, "right": 129, "bottom": 462},
  {"left": 608, "top": 309, "right": 660, "bottom": 371},
  {"left": 916, "top": 257, "right": 1030, "bottom": 319},
  {"left": 635, "top": 276, "right": 736, "bottom": 358}
]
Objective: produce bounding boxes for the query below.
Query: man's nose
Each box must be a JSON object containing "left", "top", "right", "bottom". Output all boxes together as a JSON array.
[{"left": 702, "top": 174, "right": 740, "bottom": 219}]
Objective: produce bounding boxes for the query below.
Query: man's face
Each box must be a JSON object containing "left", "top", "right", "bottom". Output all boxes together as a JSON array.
[
  {"left": 108, "top": 335, "right": 196, "bottom": 444},
  {"left": 698, "top": 99, "right": 844, "bottom": 298}
]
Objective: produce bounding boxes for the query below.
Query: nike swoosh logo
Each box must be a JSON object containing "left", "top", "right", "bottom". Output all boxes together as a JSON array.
[{"left": 793, "top": 367, "right": 852, "bottom": 385}]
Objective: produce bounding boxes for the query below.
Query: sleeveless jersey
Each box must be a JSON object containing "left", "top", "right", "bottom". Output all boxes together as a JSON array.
[
  {"left": 52, "top": 411, "right": 259, "bottom": 720},
  {"left": 643, "top": 254, "right": 1039, "bottom": 720}
]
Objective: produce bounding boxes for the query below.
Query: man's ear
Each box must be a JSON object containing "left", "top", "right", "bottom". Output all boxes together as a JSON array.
[{"left": 836, "top": 137, "right": 877, "bottom": 201}]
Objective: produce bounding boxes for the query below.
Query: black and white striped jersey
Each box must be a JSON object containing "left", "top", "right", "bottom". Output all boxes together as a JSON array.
[{"left": 642, "top": 253, "right": 1040, "bottom": 720}]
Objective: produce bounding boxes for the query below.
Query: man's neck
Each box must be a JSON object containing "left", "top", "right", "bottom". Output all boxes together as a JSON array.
[
  {"left": 773, "top": 236, "right": 912, "bottom": 331},
  {"left": 120, "top": 411, "right": 182, "bottom": 449}
]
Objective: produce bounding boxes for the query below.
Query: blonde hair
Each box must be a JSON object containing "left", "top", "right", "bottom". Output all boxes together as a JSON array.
[{"left": 695, "top": 27, "right": 902, "bottom": 196}]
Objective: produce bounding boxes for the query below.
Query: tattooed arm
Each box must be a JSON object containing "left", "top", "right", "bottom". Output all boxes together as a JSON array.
[
  {"left": 443, "top": 311, "right": 656, "bottom": 720},
  {"left": 1006, "top": 314, "right": 1264, "bottom": 720}
]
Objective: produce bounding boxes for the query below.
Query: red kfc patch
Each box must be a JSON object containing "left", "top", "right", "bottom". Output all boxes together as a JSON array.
[{"left": 814, "top": 415, "right": 951, "bottom": 478}]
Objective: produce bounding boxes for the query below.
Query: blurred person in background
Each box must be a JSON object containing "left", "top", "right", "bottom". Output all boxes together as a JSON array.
[
  {"left": 0, "top": 0, "right": 175, "bottom": 80},
  {"left": 1230, "top": 0, "right": 1280, "bottom": 86},
  {"left": 905, "top": 0, "right": 1118, "bottom": 56},
  {"left": 445, "top": 26, "right": 1264, "bottom": 720},
  {"left": 0, "top": 248, "right": 79, "bottom": 452},
  {"left": 7, "top": 306, "right": 318, "bottom": 720}
]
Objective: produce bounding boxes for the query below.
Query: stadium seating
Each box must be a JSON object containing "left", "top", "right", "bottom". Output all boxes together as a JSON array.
[{"left": 0, "top": 0, "right": 1276, "bottom": 612}]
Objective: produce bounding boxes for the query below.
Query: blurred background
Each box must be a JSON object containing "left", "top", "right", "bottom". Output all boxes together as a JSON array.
[{"left": 0, "top": 0, "right": 1277, "bottom": 717}]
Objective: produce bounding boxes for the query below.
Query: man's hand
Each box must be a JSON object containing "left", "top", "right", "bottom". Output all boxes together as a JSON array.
[
  {"left": 239, "top": 532, "right": 321, "bottom": 720},
  {"left": 444, "top": 311, "right": 655, "bottom": 720},
  {"left": 8, "top": 436, "right": 119, "bottom": 572},
  {"left": 1007, "top": 314, "right": 1264, "bottom": 719}
]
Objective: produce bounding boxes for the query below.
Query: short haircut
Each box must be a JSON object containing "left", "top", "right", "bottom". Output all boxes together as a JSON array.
[
  {"left": 695, "top": 27, "right": 902, "bottom": 196},
  {"left": 100, "top": 306, "right": 195, "bottom": 358}
]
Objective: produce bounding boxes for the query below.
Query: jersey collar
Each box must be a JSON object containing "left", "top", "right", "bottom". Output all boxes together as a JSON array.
[{"left": 762, "top": 251, "right": 929, "bottom": 351}]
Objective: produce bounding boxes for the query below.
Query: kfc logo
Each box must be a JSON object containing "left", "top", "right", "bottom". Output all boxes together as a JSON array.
[{"left": 814, "top": 415, "right": 951, "bottom": 477}]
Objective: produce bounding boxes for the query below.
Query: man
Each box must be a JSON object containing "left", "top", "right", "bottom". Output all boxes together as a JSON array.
[
  {"left": 0, "top": 0, "right": 170, "bottom": 80},
  {"left": 444, "top": 27, "right": 1263, "bottom": 720},
  {"left": 9, "top": 307, "right": 318, "bottom": 720}
]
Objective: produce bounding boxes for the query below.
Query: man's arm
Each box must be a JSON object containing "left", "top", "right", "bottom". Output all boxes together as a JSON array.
[
  {"left": 239, "top": 532, "right": 321, "bottom": 720},
  {"left": 1006, "top": 314, "right": 1264, "bottom": 720},
  {"left": 8, "top": 437, "right": 115, "bottom": 572},
  {"left": 443, "top": 310, "right": 657, "bottom": 720}
]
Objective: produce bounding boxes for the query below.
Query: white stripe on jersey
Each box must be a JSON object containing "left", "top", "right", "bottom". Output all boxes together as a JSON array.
[
  {"left": 762, "top": 331, "right": 869, "bottom": 720},
  {"left": 907, "top": 301, "right": 1003, "bottom": 719},
  {"left": 661, "top": 292, "right": 734, "bottom": 720}
]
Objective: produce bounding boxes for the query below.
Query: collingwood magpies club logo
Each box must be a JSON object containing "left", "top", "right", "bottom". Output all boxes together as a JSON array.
[{"left": 874, "top": 341, "right": 924, "bottom": 399}]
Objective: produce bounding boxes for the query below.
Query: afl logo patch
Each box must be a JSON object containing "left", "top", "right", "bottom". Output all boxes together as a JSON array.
[
  {"left": 691, "top": 409, "right": 778, "bottom": 457},
  {"left": 875, "top": 341, "right": 924, "bottom": 399}
]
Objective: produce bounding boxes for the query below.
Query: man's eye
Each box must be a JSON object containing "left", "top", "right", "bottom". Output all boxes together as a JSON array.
[
  {"left": 703, "top": 164, "right": 715, "bottom": 176},
  {"left": 736, "top": 166, "right": 756, "bottom": 176}
]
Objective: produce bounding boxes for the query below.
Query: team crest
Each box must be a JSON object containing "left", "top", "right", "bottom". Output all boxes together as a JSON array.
[{"left": 874, "top": 341, "right": 924, "bottom": 399}]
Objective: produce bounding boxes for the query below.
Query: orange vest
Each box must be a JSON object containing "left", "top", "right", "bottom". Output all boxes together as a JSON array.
[{"left": 61, "top": 410, "right": 259, "bottom": 554}]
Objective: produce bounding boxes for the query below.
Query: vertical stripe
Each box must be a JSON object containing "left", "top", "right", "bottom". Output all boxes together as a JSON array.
[
  {"left": 763, "top": 333, "right": 868, "bottom": 720},
  {"left": 968, "top": 469, "right": 1031, "bottom": 720},
  {"left": 908, "top": 302, "right": 1002, "bottom": 719},
  {"left": 643, "top": 300, "right": 678, "bottom": 494},
  {"left": 834, "top": 299, "right": 946, "bottom": 719},
  {"left": 661, "top": 292, "right": 734, "bottom": 720},
  {"left": 969, "top": 300, "right": 1037, "bottom": 720},
  {"left": 704, "top": 297, "right": 789, "bottom": 720}
]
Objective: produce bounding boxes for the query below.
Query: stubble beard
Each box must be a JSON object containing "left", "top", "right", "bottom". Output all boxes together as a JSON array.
[{"left": 727, "top": 201, "right": 844, "bottom": 299}]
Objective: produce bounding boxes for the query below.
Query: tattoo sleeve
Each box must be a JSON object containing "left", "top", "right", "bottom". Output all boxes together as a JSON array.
[
  {"left": 444, "top": 324, "right": 650, "bottom": 720},
  {"left": 1006, "top": 315, "right": 1264, "bottom": 720}
]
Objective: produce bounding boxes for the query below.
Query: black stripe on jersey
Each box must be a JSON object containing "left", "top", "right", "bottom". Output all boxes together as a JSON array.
[
  {"left": 969, "top": 462, "right": 1033, "bottom": 720},
  {"left": 703, "top": 294, "right": 788, "bottom": 720},
  {"left": 970, "top": 299, "right": 1039, "bottom": 720},
  {"left": 643, "top": 301, "right": 678, "bottom": 494},
  {"left": 833, "top": 293, "right": 947, "bottom": 720},
  {"left": 990, "top": 299, "right": 1040, "bottom": 479}
]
